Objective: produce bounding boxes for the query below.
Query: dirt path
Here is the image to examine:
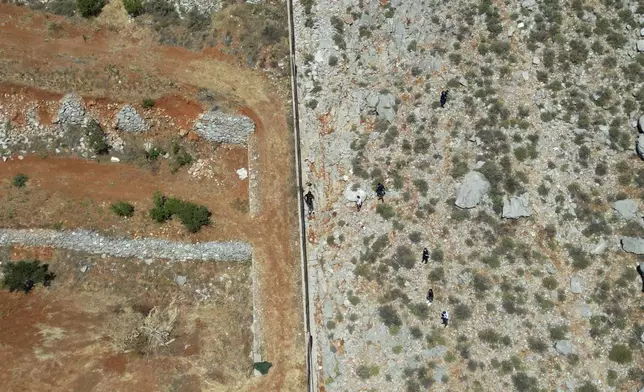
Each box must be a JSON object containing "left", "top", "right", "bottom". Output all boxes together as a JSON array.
[{"left": 0, "top": 4, "right": 305, "bottom": 391}]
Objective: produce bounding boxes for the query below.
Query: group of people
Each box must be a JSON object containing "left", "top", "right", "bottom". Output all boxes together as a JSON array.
[{"left": 304, "top": 181, "right": 452, "bottom": 327}]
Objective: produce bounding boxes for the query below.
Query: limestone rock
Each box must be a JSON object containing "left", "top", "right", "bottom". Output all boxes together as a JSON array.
[
  {"left": 502, "top": 193, "right": 532, "bottom": 219},
  {"left": 344, "top": 184, "right": 367, "bottom": 202},
  {"left": 621, "top": 237, "right": 644, "bottom": 254},
  {"left": 612, "top": 199, "right": 638, "bottom": 220},
  {"left": 555, "top": 340, "right": 572, "bottom": 355},
  {"left": 175, "top": 275, "right": 187, "bottom": 286},
  {"left": 637, "top": 134, "right": 644, "bottom": 159},
  {"left": 376, "top": 93, "right": 396, "bottom": 123},
  {"left": 637, "top": 40, "right": 644, "bottom": 52},
  {"left": 639, "top": 114, "right": 644, "bottom": 132},
  {"left": 570, "top": 276, "right": 583, "bottom": 293},
  {"left": 455, "top": 171, "right": 490, "bottom": 209}
]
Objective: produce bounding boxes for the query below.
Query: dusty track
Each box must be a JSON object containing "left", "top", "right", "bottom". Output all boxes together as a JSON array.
[{"left": 0, "top": 4, "right": 305, "bottom": 391}]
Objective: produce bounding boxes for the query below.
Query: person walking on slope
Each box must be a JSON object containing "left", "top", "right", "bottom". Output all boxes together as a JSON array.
[
  {"left": 426, "top": 289, "right": 434, "bottom": 306},
  {"left": 441, "top": 311, "right": 449, "bottom": 327},
  {"left": 440, "top": 90, "right": 449, "bottom": 108},
  {"left": 376, "top": 183, "right": 386, "bottom": 202},
  {"left": 422, "top": 247, "right": 430, "bottom": 264},
  {"left": 304, "top": 190, "right": 315, "bottom": 216},
  {"left": 356, "top": 195, "right": 363, "bottom": 212}
]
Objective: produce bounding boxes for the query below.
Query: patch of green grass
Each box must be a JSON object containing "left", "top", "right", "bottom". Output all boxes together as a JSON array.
[
  {"left": 110, "top": 201, "right": 135, "bottom": 218},
  {"left": 12, "top": 173, "right": 29, "bottom": 188}
]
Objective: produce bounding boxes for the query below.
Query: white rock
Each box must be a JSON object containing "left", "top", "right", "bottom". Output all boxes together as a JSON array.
[
  {"left": 17, "top": 155, "right": 23, "bottom": 160},
  {"left": 110, "top": 157, "right": 120, "bottom": 163},
  {"left": 637, "top": 40, "right": 644, "bottom": 52},
  {"left": 175, "top": 275, "right": 187, "bottom": 286},
  {"left": 344, "top": 184, "right": 367, "bottom": 202},
  {"left": 455, "top": 171, "right": 490, "bottom": 209},
  {"left": 532, "top": 56, "right": 540, "bottom": 65},
  {"left": 237, "top": 167, "right": 248, "bottom": 180}
]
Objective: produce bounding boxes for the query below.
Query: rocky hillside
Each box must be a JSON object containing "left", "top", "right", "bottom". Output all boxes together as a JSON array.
[{"left": 294, "top": 0, "right": 644, "bottom": 391}]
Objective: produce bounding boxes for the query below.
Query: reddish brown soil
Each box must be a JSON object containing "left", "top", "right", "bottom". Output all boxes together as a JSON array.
[{"left": 0, "top": 3, "right": 304, "bottom": 391}]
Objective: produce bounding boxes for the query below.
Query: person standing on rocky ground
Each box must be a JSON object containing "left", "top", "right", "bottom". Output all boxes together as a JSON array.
[
  {"left": 422, "top": 247, "right": 430, "bottom": 264},
  {"left": 304, "top": 190, "right": 315, "bottom": 216},
  {"left": 426, "top": 289, "right": 434, "bottom": 305},
  {"left": 441, "top": 311, "right": 449, "bottom": 327},
  {"left": 376, "top": 183, "right": 386, "bottom": 202},
  {"left": 356, "top": 195, "right": 363, "bottom": 212},
  {"left": 440, "top": 90, "right": 449, "bottom": 108},
  {"left": 637, "top": 262, "right": 644, "bottom": 293}
]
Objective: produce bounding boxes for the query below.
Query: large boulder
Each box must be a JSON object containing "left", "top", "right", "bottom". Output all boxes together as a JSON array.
[
  {"left": 376, "top": 93, "right": 396, "bottom": 122},
  {"left": 639, "top": 114, "right": 644, "bottom": 133},
  {"left": 116, "top": 105, "right": 148, "bottom": 133},
  {"left": 570, "top": 276, "right": 583, "bottom": 294},
  {"left": 344, "top": 184, "right": 367, "bottom": 202},
  {"left": 637, "top": 134, "right": 644, "bottom": 159},
  {"left": 621, "top": 237, "right": 644, "bottom": 254},
  {"left": 555, "top": 340, "right": 573, "bottom": 355},
  {"left": 612, "top": 199, "right": 638, "bottom": 220},
  {"left": 637, "top": 40, "right": 644, "bottom": 52},
  {"left": 455, "top": 171, "right": 490, "bottom": 209},
  {"left": 502, "top": 193, "right": 532, "bottom": 219}
]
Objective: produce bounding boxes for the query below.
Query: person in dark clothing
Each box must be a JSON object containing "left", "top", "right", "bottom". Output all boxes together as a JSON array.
[
  {"left": 304, "top": 190, "right": 315, "bottom": 216},
  {"left": 426, "top": 289, "right": 434, "bottom": 305},
  {"left": 440, "top": 90, "right": 449, "bottom": 108},
  {"left": 356, "top": 195, "right": 363, "bottom": 212},
  {"left": 441, "top": 311, "right": 449, "bottom": 327},
  {"left": 422, "top": 247, "right": 430, "bottom": 264},
  {"left": 637, "top": 263, "right": 644, "bottom": 293},
  {"left": 376, "top": 183, "right": 386, "bottom": 202}
]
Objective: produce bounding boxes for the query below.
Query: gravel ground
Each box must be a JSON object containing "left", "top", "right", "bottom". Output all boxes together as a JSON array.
[{"left": 0, "top": 229, "right": 252, "bottom": 262}]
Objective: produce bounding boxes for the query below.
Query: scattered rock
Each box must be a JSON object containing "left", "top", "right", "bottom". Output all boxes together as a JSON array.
[
  {"left": 80, "top": 265, "right": 89, "bottom": 273},
  {"left": 532, "top": 56, "right": 540, "bottom": 65},
  {"left": 577, "top": 304, "right": 592, "bottom": 318},
  {"left": 570, "top": 276, "right": 583, "bottom": 294},
  {"left": 237, "top": 167, "right": 248, "bottom": 180},
  {"left": 175, "top": 275, "right": 187, "bottom": 286},
  {"left": 116, "top": 105, "right": 148, "bottom": 133},
  {"left": 612, "top": 199, "right": 638, "bottom": 220},
  {"left": 193, "top": 109, "right": 255, "bottom": 145},
  {"left": 455, "top": 171, "right": 490, "bottom": 209},
  {"left": 621, "top": 237, "right": 644, "bottom": 254},
  {"left": 555, "top": 340, "right": 572, "bottom": 355},
  {"left": 640, "top": 331, "right": 643, "bottom": 343},
  {"left": 639, "top": 114, "right": 644, "bottom": 132},
  {"left": 110, "top": 156, "right": 120, "bottom": 163},
  {"left": 502, "top": 193, "right": 532, "bottom": 219}
]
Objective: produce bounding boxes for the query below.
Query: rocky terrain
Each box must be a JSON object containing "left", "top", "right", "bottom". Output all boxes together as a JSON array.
[{"left": 294, "top": 0, "right": 644, "bottom": 390}]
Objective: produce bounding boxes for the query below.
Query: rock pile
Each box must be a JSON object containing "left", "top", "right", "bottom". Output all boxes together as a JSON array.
[
  {"left": 115, "top": 105, "right": 148, "bottom": 133},
  {"left": 0, "top": 228, "right": 252, "bottom": 262},
  {"left": 193, "top": 110, "right": 255, "bottom": 145}
]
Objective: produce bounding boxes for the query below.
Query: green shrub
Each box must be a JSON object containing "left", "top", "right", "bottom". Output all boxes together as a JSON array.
[
  {"left": 549, "top": 325, "right": 568, "bottom": 340},
  {"left": 328, "top": 55, "right": 338, "bottom": 66},
  {"left": 47, "top": 0, "right": 77, "bottom": 16},
  {"left": 254, "top": 361, "right": 272, "bottom": 375},
  {"left": 142, "top": 98, "right": 155, "bottom": 108},
  {"left": 542, "top": 276, "right": 558, "bottom": 290},
  {"left": 608, "top": 344, "right": 632, "bottom": 364},
  {"left": 77, "top": 0, "right": 105, "bottom": 17},
  {"left": 110, "top": 201, "right": 135, "bottom": 217},
  {"left": 84, "top": 120, "right": 109, "bottom": 155},
  {"left": 575, "top": 381, "right": 599, "bottom": 392},
  {"left": 378, "top": 305, "right": 402, "bottom": 327},
  {"left": 12, "top": 173, "right": 29, "bottom": 188},
  {"left": 2, "top": 260, "right": 55, "bottom": 293},
  {"left": 512, "top": 372, "right": 538, "bottom": 392},
  {"left": 376, "top": 204, "right": 395, "bottom": 220},
  {"left": 527, "top": 337, "right": 547, "bottom": 353},
  {"left": 355, "top": 364, "right": 379, "bottom": 379},
  {"left": 413, "top": 179, "right": 429, "bottom": 196},
  {"left": 123, "top": 0, "right": 142, "bottom": 15},
  {"left": 149, "top": 193, "right": 211, "bottom": 232}
]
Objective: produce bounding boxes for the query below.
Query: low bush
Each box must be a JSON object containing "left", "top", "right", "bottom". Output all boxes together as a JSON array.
[
  {"left": 77, "top": 0, "right": 105, "bottom": 17},
  {"left": 608, "top": 344, "right": 632, "bottom": 364},
  {"left": 12, "top": 173, "right": 28, "bottom": 188},
  {"left": 123, "top": 0, "right": 143, "bottom": 15},
  {"left": 2, "top": 260, "right": 55, "bottom": 293},
  {"left": 142, "top": 98, "right": 155, "bottom": 108},
  {"left": 378, "top": 305, "right": 402, "bottom": 327},
  {"left": 110, "top": 201, "right": 135, "bottom": 217},
  {"left": 376, "top": 204, "right": 395, "bottom": 220},
  {"left": 84, "top": 120, "right": 109, "bottom": 155},
  {"left": 149, "top": 192, "right": 211, "bottom": 232}
]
